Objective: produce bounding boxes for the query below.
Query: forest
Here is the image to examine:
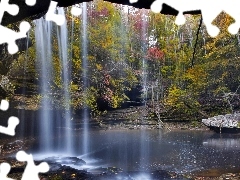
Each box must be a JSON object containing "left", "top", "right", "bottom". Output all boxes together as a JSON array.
[{"left": 1, "top": 0, "right": 240, "bottom": 121}]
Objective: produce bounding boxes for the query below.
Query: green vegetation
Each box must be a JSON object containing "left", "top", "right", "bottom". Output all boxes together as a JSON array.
[{"left": 0, "top": 1, "right": 240, "bottom": 121}]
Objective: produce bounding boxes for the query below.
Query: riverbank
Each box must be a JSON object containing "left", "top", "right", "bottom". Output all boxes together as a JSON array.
[
  {"left": 4, "top": 158, "right": 240, "bottom": 180},
  {"left": 0, "top": 101, "right": 210, "bottom": 138},
  {"left": 93, "top": 105, "right": 209, "bottom": 131},
  {"left": 192, "top": 170, "right": 240, "bottom": 180},
  {"left": 95, "top": 120, "right": 209, "bottom": 131}
]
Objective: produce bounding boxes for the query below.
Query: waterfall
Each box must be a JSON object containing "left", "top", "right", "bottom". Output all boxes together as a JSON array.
[
  {"left": 82, "top": 2, "right": 89, "bottom": 155},
  {"left": 141, "top": 11, "right": 148, "bottom": 105},
  {"left": 201, "top": 28, "right": 206, "bottom": 55},
  {"left": 57, "top": 7, "right": 73, "bottom": 154},
  {"left": 237, "top": 32, "right": 240, "bottom": 46},
  {"left": 34, "top": 8, "right": 74, "bottom": 154},
  {"left": 187, "top": 22, "right": 193, "bottom": 48},
  {"left": 19, "top": 33, "right": 29, "bottom": 138},
  {"left": 140, "top": 9, "right": 150, "bottom": 171},
  {"left": 34, "top": 18, "right": 53, "bottom": 152}
]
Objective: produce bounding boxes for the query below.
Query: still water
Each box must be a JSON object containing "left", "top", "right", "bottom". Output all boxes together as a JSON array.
[{"left": 32, "top": 129, "right": 240, "bottom": 174}]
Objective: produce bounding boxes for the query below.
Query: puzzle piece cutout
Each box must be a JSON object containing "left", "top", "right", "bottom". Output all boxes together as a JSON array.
[
  {"left": 0, "top": 0, "right": 35, "bottom": 23},
  {"left": 0, "top": 0, "right": 19, "bottom": 23},
  {"left": 150, "top": 0, "right": 240, "bottom": 37},
  {"left": 129, "top": 0, "right": 138, "bottom": 3},
  {"left": 0, "top": 99, "right": 9, "bottom": 111},
  {"left": 0, "top": 21, "right": 31, "bottom": 54},
  {"left": 0, "top": 0, "right": 34, "bottom": 54},
  {"left": 0, "top": 163, "right": 14, "bottom": 180},
  {"left": 0, "top": 99, "right": 19, "bottom": 136},
  {"left": 0, "top": 116, "right": 19, "bottom": 136},
  {"left": 25, "top": 0, "right": 36, "bottom": 6},
  {"left": 71, "top": 4, "right": 82, "bottom": 16},
  {"left": 16, "top": 151, "right": 49, "bottom": 180},
  {"left": 46, "top": 1, "right": 65, "bottom": 25}
]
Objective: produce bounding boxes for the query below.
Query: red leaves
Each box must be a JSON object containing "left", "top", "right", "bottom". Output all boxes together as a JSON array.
[
  {"left": 146, "top": 46, "right": 164, "bottom": 61},
  {"left": 103, "top": 73, "right": 110, "bottom": 86},
  {"left": 91, "top": 7, "right": 109, "bottom": 19},
  {"left": 101, "top": 73, "right": 112, "bottom": 101},
  {"left": 103, "top": 87, "right": 113, "bottom": 102},
  {"left": 134, "top": 20, "right": 149, "bottom": 32}
]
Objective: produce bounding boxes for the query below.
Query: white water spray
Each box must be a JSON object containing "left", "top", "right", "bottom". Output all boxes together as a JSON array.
[
  {"left": 57, "top": 8, "right": 73, "bottom": 154},
  {"left": 82, "top": 2, "right": 89, "bottom": 155},
  {"left": 34, "top": 19, "right": 53, "bottom": 152}
]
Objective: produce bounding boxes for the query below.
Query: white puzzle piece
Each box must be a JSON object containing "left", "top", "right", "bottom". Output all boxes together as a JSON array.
[
  {"left": 0, "top": 100, "right": 9, "bottom": 111},
  {"left": 16, "top": 151, "right": 49, "bottom": 180},
  {"left": 45, "top": 1, "right": 65, "bottom": 25},
  {"left": 0, "top": 0, "right": 33, "bottom": 54},
  {"left": 0, "top": 163, "right": 14, "bottom": 180},
  {"left": 0, "top": 99, "right": 19, "bottom": 136},
  {"left": 0, "top": 21, "right": 30, "bottom": 54},
  {"left": 0, "top": 116, "right": 19, "bottom": 136},
  {"left": 0, "top": 0, "right": 19, "bottom": 23},
  {"left": 71, "top": 4, "right": 82, "bottom": 16},
  {"left": 25, "top": 0, "right": 36, "bottom": 6},
  {"left": 150, "top": 0, "right": 240, "bottom": 37},
  {"left": 129, "top": 0, "right": 138, "bottom": 3}
]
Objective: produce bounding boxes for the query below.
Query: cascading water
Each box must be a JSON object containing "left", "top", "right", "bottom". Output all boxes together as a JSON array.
[
  {"left": 201, "top": 27, "right": 207, "bottom": 55},
  {"left": 141, "top": 11, "right": 148, "bottom": 105},
  {"left": 19, "top": 33, "right": 29, "bottom": 138},
  {"left": 187, "top": 22, "right": 193, "bottom": 48},
  {"left": 34, "top": 19, "right": 53, "bottom": 152},
  {"left": 140, "top": 9, "right": 150, "bottom": 171},
  {"left": 119, "top": 5, "right": 128, "bottom": 78},
  {"left": 82, "top": 2, "right": 89, "bottom": 155},
  {"left": 33, "top": 3, "right": 92, "bottom": 157},
  {"left": 237, "top": 32, "right": 240, "bottom": 46},
  {"left": 57, "top": 7, "right": 73, "bottom": 154},
  {"left": 70, "top": 10, "right": 75, "bottom": 68}
]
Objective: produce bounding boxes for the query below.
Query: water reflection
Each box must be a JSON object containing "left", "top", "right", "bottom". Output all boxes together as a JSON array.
[
  {"left": 203, "top": 133, "right": 240, "bottom": 150},
  {"left": 31, "top": 130, "right": 240, "bottom": 174}
]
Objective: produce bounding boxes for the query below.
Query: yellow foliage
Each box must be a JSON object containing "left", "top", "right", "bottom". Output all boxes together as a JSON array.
[
  {"left": 96, "top": 64, "right": 103, "bottom": 70},
  {"left": 88, "top": 55, "right": 96, "bottom": 62},
  {"left": 165, "top": 85, "right": 183, "bottom": 106}
]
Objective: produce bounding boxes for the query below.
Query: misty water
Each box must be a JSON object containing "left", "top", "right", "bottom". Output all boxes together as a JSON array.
[{"left": 30, "top": 129, "right": 240, "bottom": 174}]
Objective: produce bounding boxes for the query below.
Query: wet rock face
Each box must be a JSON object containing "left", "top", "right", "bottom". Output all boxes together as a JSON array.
[
  {"left": 3, "top": 0, "right": 201, "bottom": 25},
  {"left": 42, "top": 156, "right": 86, "bottom": 171},
  {"left": 0, "top": 139, "right": 33, "bottom": 157}
]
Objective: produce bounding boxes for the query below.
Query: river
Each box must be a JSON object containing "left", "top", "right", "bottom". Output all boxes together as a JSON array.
[{"left": 29, "top": 129, "right": 240, "bottom": 175}]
